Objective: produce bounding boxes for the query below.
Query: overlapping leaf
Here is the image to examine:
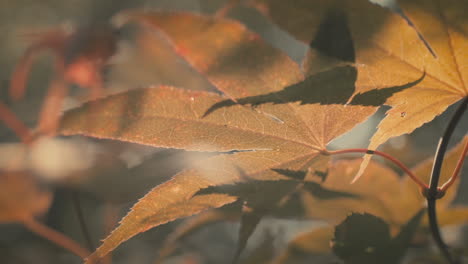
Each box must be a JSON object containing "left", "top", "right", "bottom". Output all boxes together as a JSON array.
[
  {"left": 152, "top": 157, "right": 357, "bottom": 263},
  {"left": 262, "top": 137, "right": 467, "bottom": 263},
  {"left": 107, "top": 26, "right": 216, "bottom": 93},
  {"left": 332, "top": 210, "right": 425, "bottom": 264},
  {"left": 297, "top": 136, "right": 468, "bottom": 227},
  {"left": 249, "top": 0, "right": 468, "bottom": 177},
  {"left": 399, "top": 136, "right": 468, "bottom": 226},
  {"left": 114, "top": 10, "right": 379, "bottom": 147},
  {"left": 59, "top": 11, "right": 379, "bottom": 262}
]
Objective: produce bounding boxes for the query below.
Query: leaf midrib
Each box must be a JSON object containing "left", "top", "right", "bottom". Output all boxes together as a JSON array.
[
  {"left": 140, "top": 12, "right": 325, "bottom": 148},
  {"left": 373, "top": 43, "right": 462, "bottom": 94},
  {"left": 63, "top": 110, "right": 323, "bottom": 152},
  {"left": 432, "top": 0, "right": 467, "bottom": 93}
]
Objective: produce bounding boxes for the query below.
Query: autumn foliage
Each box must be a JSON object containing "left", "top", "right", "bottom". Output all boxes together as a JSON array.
[{"left": 1, "top": 0, "right": 467, "bottom": 263}]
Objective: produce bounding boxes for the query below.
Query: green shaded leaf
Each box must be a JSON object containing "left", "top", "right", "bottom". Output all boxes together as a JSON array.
[
  {"left": 332, "top": 209, "right": 424, "bottom": 264},
  {"left": 332, "top": 212, "right": 392, "bottom": 263}
]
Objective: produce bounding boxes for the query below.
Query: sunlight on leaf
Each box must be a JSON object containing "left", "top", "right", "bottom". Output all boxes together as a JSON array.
[
  {"left": 115, "top": 10, "right": 378, "bottom": 149},
  {"left": 61, "top": 86, "right": 316, "bottom": 152},
  {"left": 58, "top": 11, "right": 381, "bottom": 262},
  {"left": 57, "top": 8, "right": 468, "bottom": 263},
  {"left": 250, "top": 0, "right": 468, "bottom": 179},
  {"left": 81, "top": 148, "right": 319, "bottom": 263}
]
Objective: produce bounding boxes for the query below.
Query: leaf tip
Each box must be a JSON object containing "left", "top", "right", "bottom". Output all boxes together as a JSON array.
[
  {"left": 350, "top": 155, "right": 371, "bottom": 184},
  {"left": 84, "top": 253, "right": 99, "bottom": 264}
]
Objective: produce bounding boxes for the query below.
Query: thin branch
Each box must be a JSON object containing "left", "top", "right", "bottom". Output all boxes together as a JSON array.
[
  {"left": 36, "top": 56, "right": 67, "bottom": 136},
  {"left": 10, "top": 28, "right": 67, "bottom": 100},
  {"left": 22, "top": 217, "right": 90, "bottom": 259},
  {"left": 215, "top": 0, "right": 241, "bottom": 18},
  {"left": 427, "top": 97, "right": 468, "bottom": 264},
  {"left": 9, "top": 42, "right": 45, "bottom": 101},
  {"left": 0, "top": 102, "right": 34, "bottom": 144},
  {"left": 71, "top": 191, "right": 95, "bottom": 251},
  {"left": 326, "top": 148, "right": 428, "bottom": 189},
  {"left": 37, "top": 77, "right": 68, "bottom": 136},
  {"left": 427, "top": 199, "right": 456, "bottom": 263},
  {"left": 440, "top": 139, "right": 468, "bottom": 192}
]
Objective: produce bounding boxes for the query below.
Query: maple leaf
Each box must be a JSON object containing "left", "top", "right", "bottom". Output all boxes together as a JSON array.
[
  {"left": 273, "top": 189, "right": 435, "bottom": 264},
  {"left": 249, "top": 0, "right": 468, "bottom": 178},
  {"left": 0, "top": 170, "right": 91, "bottom": 259},
  {"left": 332, "top": 210, "right": 425, "bottom": 264},
  {"left": 295, "top": 136, "right": 468, "bottom": 227},
  {"left": 107, "top": 25, "right": 216, "bottom": 93},
  {"left": 59, "top": 11, "right": 379, "bottom": 262},
  {"left": 0, "top": 171, "right": 52, "bottom": 223},
  {"left": 194, "top": 166, "right": 357, "bottom": 262}
]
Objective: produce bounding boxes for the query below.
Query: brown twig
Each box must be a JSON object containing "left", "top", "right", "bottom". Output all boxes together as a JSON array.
[
  {"left": 426, "top": 97, "right": 467, "bottom": 264},
  {"left": 71, "top": 191, "right": 95, "bottom": 251},
  {"left": 0, "top": 102, "right": 34, "bottom": 144},
  {"left": 37, "top": 64, "right": 68, "bottom": 137},
  {"left": 10, "top": 29, "right": 67, "bottom": 101},
  {"left": 22, "top": 217, "right": 90, "bottom": 259},
  {"left": 215, "top": 0, "right": 241, "bottom": 18}
]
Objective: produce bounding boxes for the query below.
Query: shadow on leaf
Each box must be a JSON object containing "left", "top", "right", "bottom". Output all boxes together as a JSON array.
[
  {"left": 194, "top": 169, "right": 359, "bottom": 205},
  {"left": 204, "top": 66, "right": 425, "bottom": 117},
  {"left": 192, "top": 167, "right": 361, "bottom": 263},
  {"left": 309, "top": 8, "right": 355, "bottom": 63},
  {"left": 203, "top": 4, "right": 425, "bottom": 117}
]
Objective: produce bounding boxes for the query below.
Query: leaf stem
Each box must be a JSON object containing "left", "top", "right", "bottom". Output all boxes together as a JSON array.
[
  {"left": 440, "top": 139, "right": 468, "bottom": 192},
  {"left": 22, "top": 217, "right": 90, "bottom": 259},
  {"left": 326, "top": 148, "right": 427, "bottom": 189},
  {"left": 427, "top": 97, "right": 467, "bottom": 264},
  {"left": 37, "top": 76, "right": 68, "bottom": 136},
  {"left": 215, "top": 0, "right": 240, "bottom": 18},
  {"left": 0, "top": 102, "right": 34, "bottom": 144},
  {"left": 71, "top": 191, "right": 95, "bottom": 251}
]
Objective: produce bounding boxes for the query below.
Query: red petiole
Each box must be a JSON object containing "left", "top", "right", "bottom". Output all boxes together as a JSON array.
[
  {"left": 440, "top": 139, "right": 468, "bottom": 192},
  {"left": 325, "top": 148, "right": 428, "bottom": 191}
]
